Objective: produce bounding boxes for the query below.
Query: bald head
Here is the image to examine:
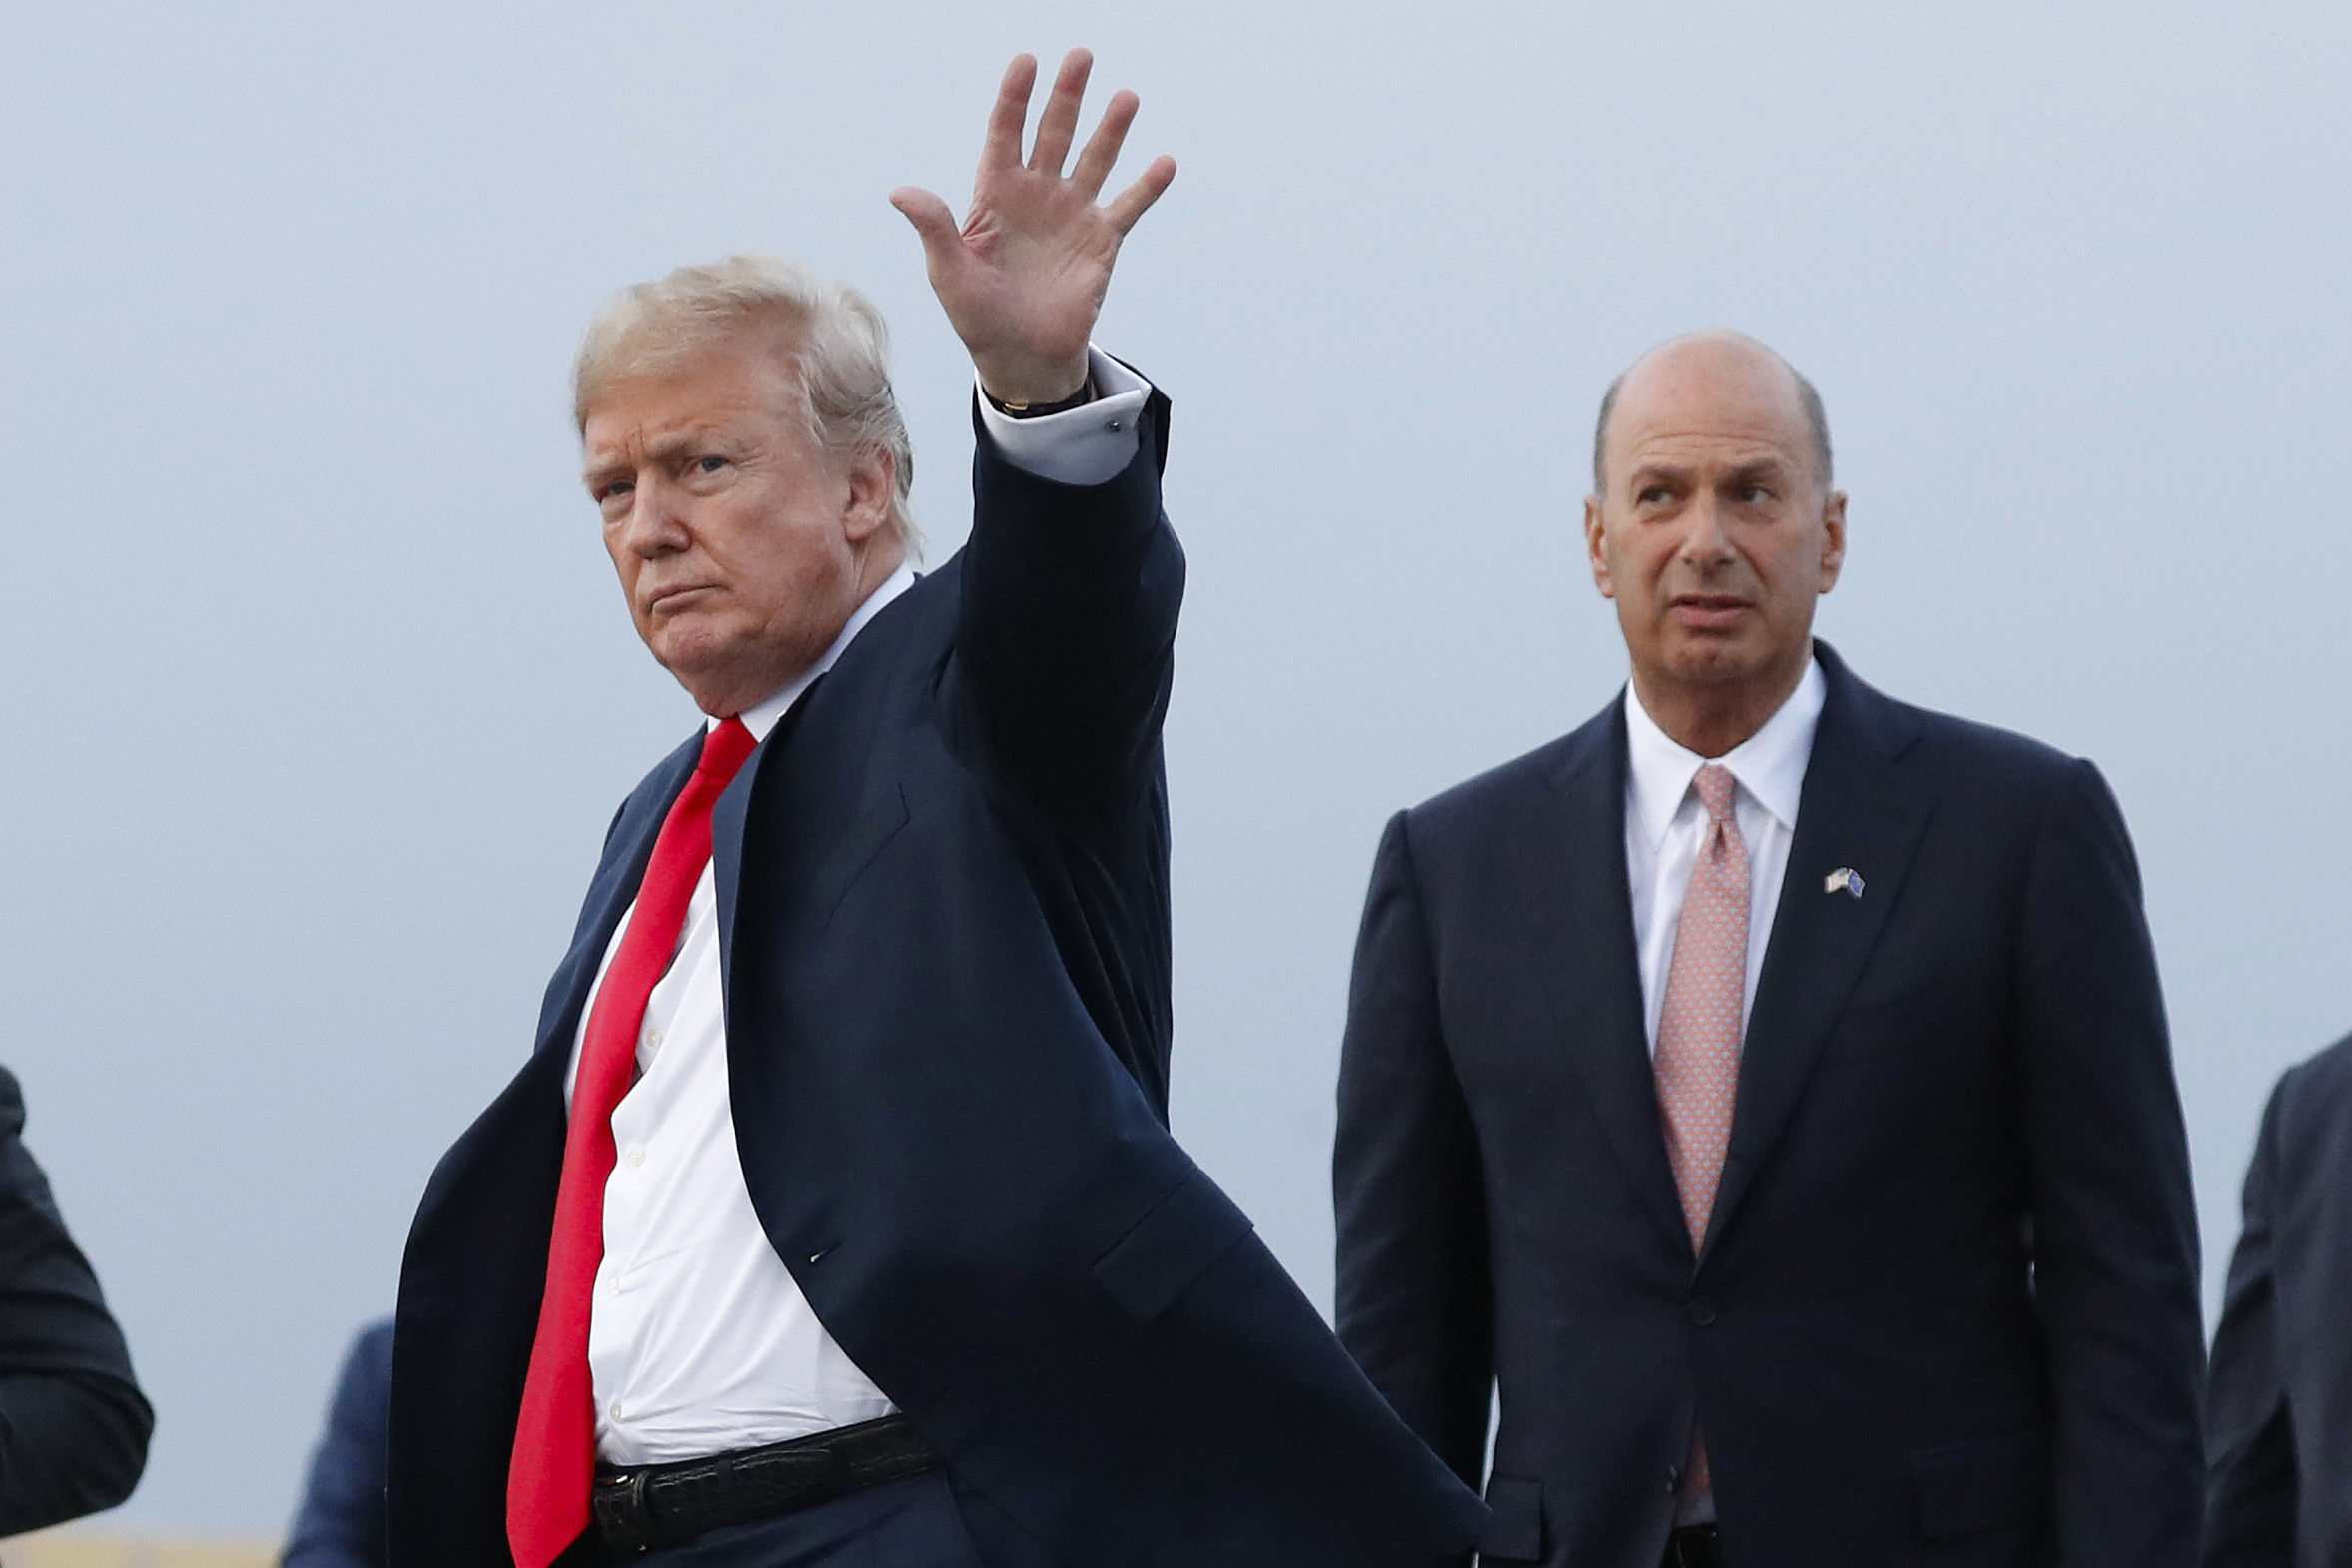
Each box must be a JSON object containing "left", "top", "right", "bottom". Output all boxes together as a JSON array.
[
  {"left": 1592, "top": 331, "right": 1831, "bottom": 494},
  {"left": 1580, "top": 328, "right": 1848, "bottom": 758}
]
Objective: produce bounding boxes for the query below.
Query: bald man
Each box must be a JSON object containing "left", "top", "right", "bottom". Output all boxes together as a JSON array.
[{"left": 1332, "top": 333, "right": 2205, "bottom": 1568}]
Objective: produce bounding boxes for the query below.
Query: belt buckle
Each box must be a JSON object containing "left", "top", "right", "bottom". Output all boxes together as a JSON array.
[{"left": 592, "top": 1468, "right": 658, "bottom": 1556}]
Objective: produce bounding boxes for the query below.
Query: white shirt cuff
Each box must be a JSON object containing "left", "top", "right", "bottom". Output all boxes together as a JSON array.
[{"left": 975, "top": 347, "right": 1152, "bottom": 487}]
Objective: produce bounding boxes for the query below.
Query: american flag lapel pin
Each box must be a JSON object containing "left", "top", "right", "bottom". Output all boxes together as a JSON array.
[{"left": 1824, "top": 867, "right": 1865, "bottom": 899}]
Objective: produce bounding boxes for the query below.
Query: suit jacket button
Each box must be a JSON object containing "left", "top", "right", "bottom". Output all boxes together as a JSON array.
[
  {"left": 1688, "top": 1297, "right": 1717, "bottom": 1326},
  {"left": 1664, "top": 1465, "right": 1681, "bottom": 1494}
]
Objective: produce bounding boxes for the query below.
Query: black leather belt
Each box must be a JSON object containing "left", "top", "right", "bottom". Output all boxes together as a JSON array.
[
  {"left": 591, "top": 1414, "right": 940, "bottom": 1554},
  {"left": 1661, "top": 1524, "right": 1723, "bottom": 1568}
]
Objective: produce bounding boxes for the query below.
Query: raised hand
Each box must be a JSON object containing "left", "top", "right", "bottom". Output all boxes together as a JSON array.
[{"left": 891, "top": 50, "right": 1176, "bottom": 407}]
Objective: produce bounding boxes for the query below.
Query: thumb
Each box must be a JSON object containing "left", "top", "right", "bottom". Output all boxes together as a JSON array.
[{"left": 889, "top": 186, "right": 962, "bottom": 268}]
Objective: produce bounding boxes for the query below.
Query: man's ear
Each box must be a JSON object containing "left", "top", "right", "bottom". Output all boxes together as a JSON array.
[
  {"left": 840, "top": 447, "right": 898, "bottom": 546},
  {"left": 1584, "top": 494, "right": 1616, "bottom": 599},
  {"left": 1817, "top": 489, "right": 1848, "bottom": 593}
]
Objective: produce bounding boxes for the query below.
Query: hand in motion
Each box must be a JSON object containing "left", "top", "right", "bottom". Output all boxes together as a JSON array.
[{"left": 892, "top": 49, "right": 1176, "bottom": 406}]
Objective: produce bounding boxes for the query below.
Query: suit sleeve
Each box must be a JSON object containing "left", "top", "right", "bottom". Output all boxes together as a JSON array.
[
  {"left": 2201, "top": 1073, "right": 2298, "bottom": 1567},
  {"left": 1334, "top": 811, "right": 1495, "bottom": 1494},
  {"left": 0, "top": 1067, "right": 154, "bottom": 1534},
  {"left": 2015, "top": 759, "right": 2206, "bottom": 1566},
  {"left": 948, "top": 379, "right": 1183, "bottom": 831},
  {"left": 283, "top": 1318, "right": 395, "bottom": 1568}
]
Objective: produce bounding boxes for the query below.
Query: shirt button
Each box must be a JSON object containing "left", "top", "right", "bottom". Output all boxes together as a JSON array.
[
  {"left": 641, "top": 1027, "right": 663, "bottom": 1053},
  {"left": 609, "top": 1400, "right": 624, "bottom": 1421},
  {"left": 625, "top": 1145, "right": 646, "bottom": 1168}
]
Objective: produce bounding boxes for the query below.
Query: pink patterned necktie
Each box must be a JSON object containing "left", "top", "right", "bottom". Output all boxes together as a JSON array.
[{"left": 1653, "top": 761, "right": 1750, "bottom": 1515}]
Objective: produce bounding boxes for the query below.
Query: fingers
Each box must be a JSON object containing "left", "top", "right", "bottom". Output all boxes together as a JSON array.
[
  {"left": 1105, "top": 154, "right": 1177, "bottom": 235},
  {"left": 888, "top": 186, "right": 963, "bottom": 269},
  {"left": 1070, "top": 88, "right": 1139, "bottom": 200},
  {"left": 1028, "top": 48, "right": 1093, "bottom": 175},
  {"left": 982, "top": 54, "right": 1038, "bottom": 172}
]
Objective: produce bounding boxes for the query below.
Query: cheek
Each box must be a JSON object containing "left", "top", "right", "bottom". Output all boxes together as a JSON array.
[
  {"left": 603, "top": 527, "right": 641, "bottom": 591},
  {"left": 1626, "top": 535, "right": 1681, "bottom": 598},
  {"left": 1749, "top": 532, "right": 1820, "bottom": 603},
  {"left": 705, "top": 499, "right": 844, "bottom": 611}
]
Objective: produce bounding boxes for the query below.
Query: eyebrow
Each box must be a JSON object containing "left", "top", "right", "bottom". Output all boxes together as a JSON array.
[
  {"left": 1721, "top": 458, "right": 1792, "bottom": 486},
  {"left": 1626, "top": 457, "right": 1793, "bottom": 490},
  {"left": 580, "top": 426, "right": 714, "bottom": 486}
]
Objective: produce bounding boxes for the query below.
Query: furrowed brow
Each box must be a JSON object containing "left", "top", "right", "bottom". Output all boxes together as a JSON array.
[
  {"left": 582, "top": 427, "right": 702, "bottom": 487},
  {"left": 1724, "top": 457, "right": 1793, "bottom": 487},
  {"left": 1628, "top": 461, "right": 1692, "bottom": 490}
]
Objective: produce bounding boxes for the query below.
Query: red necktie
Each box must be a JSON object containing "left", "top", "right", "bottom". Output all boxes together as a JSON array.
[{"left": 507, "top": 718, "right": 759, "bottom": 1568}]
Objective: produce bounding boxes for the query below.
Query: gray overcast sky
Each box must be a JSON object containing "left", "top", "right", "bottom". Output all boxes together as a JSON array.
[{"left": 3, "top": 0, "right": 2348, "bottom": 1536}]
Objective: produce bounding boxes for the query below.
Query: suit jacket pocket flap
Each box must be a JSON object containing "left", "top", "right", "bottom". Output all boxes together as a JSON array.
[
  {"left": 1091, "top": 1171, "right": 1252, "bottom": 1323},
  {"left": 1477, "top": 1474, "right": 1544, "bottom": 1560},
  {"left": 1911, "top": 1433, "right": 2047, "bottom": 1538}
]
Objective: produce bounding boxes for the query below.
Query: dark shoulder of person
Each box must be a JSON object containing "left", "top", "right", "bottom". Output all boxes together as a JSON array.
[
  {"left": 0, "top": 1062, "right": 155, "bottom": 1534},
  {"left": 282, "top": 1316, "right": 394, "bottom": 1568}
]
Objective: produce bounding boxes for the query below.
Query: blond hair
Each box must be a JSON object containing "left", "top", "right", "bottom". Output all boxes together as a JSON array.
[{"left": 573, "top": 254, "right": 921, "bottom": 555}]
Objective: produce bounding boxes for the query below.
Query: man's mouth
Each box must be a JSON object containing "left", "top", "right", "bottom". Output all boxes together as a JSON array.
[
  {"left": 645, "top": 583, "right": 715, "bottom": 615},
  {"left": 1668, "top": 594, "right": 1752, "bottom": 630}
]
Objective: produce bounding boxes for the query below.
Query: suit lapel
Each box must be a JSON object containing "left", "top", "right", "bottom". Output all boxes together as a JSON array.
[
  {"left": 530, "top": 732, "right": 701, "bottom": 1062},
  {"left": 1703, "top": 648, "right": 1937, "bottom": 1258},
  {"left": 713, "top": 674, "right": 833, "bottom": 990},
  {"left": 1517, "top": 704, "right": 1689, "bottom": 1248},
  {"left": 712, "top": 732, "right": 764, "bottom": 993}
]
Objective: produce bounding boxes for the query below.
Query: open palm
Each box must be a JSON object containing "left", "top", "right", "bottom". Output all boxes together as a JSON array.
[{"left": 892, "top": 51, "right": 1176, "bottom": 406}]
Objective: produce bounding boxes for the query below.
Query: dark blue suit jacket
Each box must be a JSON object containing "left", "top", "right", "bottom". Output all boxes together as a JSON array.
[
  {"left": 2204, "top": 1032, "right": 2352, "bottom": 1566},
  {"left": 283, "top": 1317, "right": 392, "bottom": 1568},
  {"left": 389, "top": 390, "right": 1486, "bottom": 1567},
  {"left": 0, "top": 1063, "right": 151, "bottom": 1534},
  {"left": 1334, "top": 646, "right": 2205, "bottom": 1567}
]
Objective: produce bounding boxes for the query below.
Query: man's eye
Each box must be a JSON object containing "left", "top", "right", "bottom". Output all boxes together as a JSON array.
[
  {"left": 597, "top": 480, "right": 634, "bottom": 502},
  {"left": 695, "top": 455, "right": 728, "bottom": 474},
  {"left": 1638, "top": 486, "right": 1671, "bottom": 505}
]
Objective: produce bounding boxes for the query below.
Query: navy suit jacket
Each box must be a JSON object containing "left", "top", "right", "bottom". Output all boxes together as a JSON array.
[
  {"left": 1334, "top": 646, "right": 2205, "bottom": 1567},
  {"left": 2205, "top": 1033, "right": 2352, "bottom": 1566},
  {"left": 389, "top": 389, "right": 1486, "bottom": 1567},
  {"left": 0, "top": 1063, "right": 151, "bottom": 1534},
  {"left": 283, "top": 1317, "right": 392, "bottom": 1568}
]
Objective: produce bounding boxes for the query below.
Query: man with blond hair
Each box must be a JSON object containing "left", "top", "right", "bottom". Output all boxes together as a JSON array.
[
  {"left": 389, "top": 50, "right": 1483, "bottom": 1568},
  {"left": 1334, "top": 331, "right": 2205, "bottom": 1566}
]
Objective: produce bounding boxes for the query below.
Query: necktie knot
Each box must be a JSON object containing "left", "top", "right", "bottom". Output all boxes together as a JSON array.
[
  {"left": 1693, "top": 762, "right": 1738, "bottom": 827},
  {"left": 697, "top": 717, "right": 758, "bottom": 784}
]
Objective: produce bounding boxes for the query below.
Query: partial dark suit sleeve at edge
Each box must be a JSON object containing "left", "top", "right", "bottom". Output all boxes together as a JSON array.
[
  {"left": 2015, "top": 759, "right": 2205, "bottom": 1564},
  {"left": 282, "top": 1318, "right": 395, "bottom": 1568},
  {"left": 2201, "top": 1075, "right": 2297, "bottom": 1567},
  {"left": 950, "top": 386, "right": 1182, "bottom": 831},
  {"left": 0, "top": 1066, "right": 153, "bottom": 1534},
  {"left": 1334, "top": 811, "right": 1496, "bottom": 1491}
]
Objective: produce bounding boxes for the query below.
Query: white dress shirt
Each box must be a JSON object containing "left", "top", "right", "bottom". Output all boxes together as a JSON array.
[
  {"left": 1622, "top": 653, "right": 1826, "bottom": 1052},
  {"left": 565, "top": 348, "right": 1150, "bottom": 1465}
]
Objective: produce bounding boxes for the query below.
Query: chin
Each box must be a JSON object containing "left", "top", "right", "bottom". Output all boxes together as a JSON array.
[
  {"left": 1662, "top": 639, "right": 1760, "bottom": 683},
  {"left": 645, "top": 617, "right": 737, "bottom": 679}
]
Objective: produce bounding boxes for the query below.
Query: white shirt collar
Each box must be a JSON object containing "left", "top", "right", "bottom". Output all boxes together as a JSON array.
[
  {"left": 1623, "top": 651, "right": 1827, "bottom": 852},
  {"left": 720, "top": 565, "right": 917, "bottom": 741}
]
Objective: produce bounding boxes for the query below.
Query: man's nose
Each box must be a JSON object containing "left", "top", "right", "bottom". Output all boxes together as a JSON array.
[
  {"left": 619, "top": 475, "right": 690, "bottom": 557},
  {"left": 1678, "top": 495, "right": 1734, "bottom": 565}
]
